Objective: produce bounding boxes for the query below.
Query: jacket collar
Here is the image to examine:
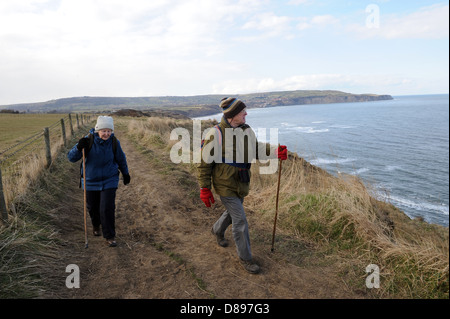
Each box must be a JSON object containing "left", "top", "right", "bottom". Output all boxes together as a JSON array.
[
  {"left": 221, "top": 116, "right": 232, "bottom": 128},
  {"left": 220, "top": 116, "right": 250, "bottom": 130}
]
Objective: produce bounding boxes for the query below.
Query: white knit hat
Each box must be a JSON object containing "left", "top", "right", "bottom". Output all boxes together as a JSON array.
[{"left": 95, "top": 116, "right": 114, "bottom": 132}]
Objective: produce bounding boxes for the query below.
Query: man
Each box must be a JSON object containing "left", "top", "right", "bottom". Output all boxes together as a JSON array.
[{"left": 197, "top": 97, "right": 287, "bottom": 274}]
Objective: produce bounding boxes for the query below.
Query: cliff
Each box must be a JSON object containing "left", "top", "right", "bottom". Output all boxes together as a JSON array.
[{"left": 0, "top": 90, "right": 393, "bottom": 116}]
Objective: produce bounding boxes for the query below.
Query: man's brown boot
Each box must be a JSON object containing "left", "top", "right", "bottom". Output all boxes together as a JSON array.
[
  {"left": 239, "top": 258, "right": 261, "bottom": 274},
  {"left": 211, "top": 228, "right": 229, "bottom": 247}
]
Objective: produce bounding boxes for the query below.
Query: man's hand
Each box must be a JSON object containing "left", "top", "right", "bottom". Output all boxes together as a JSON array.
[
  {"left": 200, "top": 188, "right": 215, "bottom": 207},
  {"left": 276, "top": 145, "right": 288, "bottom": 160}
]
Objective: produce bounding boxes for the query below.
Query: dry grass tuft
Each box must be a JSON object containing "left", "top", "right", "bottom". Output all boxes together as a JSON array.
[
  {"left": 248, "top": 152, "right": 449, "bottom": 298},
  {"left": 0, "top": 119, "right": 95, "bottom": 298}
]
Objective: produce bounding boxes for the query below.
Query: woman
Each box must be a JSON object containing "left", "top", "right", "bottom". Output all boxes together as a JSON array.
[{"left": 68, "top": 116, "right": 130, "bottom": 247}]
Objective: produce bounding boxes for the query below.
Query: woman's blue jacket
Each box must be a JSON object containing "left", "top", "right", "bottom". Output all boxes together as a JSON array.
[{"left": 67, "top": 128, "right": 129, "bottom": 191}]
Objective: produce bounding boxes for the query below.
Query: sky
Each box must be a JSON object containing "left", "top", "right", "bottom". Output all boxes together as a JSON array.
[{"left": 0, "top": 0, "right": 448, "bottom": 105}]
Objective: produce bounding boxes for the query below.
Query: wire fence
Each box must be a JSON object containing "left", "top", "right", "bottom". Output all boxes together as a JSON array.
[{"left": 0, "top": 113, "right": 96, "bottom": 224}]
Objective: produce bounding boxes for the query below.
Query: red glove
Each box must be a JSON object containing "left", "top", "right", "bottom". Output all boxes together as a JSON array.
[
  {"left": 200, "top": 188, "right": 215, "bottom": 207},
  {"left": 276, "top": 145, "right": 288, "bottom": 160}
]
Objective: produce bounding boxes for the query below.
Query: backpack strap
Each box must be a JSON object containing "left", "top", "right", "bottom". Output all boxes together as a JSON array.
[
  {"left": 84, "top": 133, "right": 94, "bottom": 157},
  {"left": 111, "top": 136, "right": 117, "bottom": 159},
  {"left": 213, "top": 125, "right": 222, "bottom": 147},
  {"left": 201, "top": 124, "right": 222, "bottom": 149}
]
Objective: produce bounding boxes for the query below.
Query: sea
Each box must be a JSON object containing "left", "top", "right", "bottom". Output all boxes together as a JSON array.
[{"left": 195, "top": 94, "right": 449, "bottom": 227}]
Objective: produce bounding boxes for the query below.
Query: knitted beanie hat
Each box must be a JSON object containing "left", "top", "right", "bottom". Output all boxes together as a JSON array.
[
  {"left": 95, "top": 116, "right": 114, "bottom": 132},
  {"left": 220, "top": 97, "right": 246, "bottom": 119}
]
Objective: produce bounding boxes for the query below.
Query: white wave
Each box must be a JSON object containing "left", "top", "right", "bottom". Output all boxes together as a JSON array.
[
  {"left": 330, "top": 124, "right": 355, "bottom": 129},
  {"left": 388, "top": 195, "right": 449, "bottom": 216},
  {"left": 311, "top": 157, "right": 356, "bottom": 165},
  {"left": 291, "top": 126, "right": 329, "bottom": 134},
  {"left": 385, "top": 165, "right": 401, "bottom": 171},
  {"left": 312, "top": 121, "right": 326, "bottom": 124},
  {"left": 351, "top": 168, "right": 370, "bottom": 175}
]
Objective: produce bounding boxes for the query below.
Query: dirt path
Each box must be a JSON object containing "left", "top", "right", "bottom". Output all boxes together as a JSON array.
[{"left": 47, "top": 133, "right": 365, "bottom": 299}]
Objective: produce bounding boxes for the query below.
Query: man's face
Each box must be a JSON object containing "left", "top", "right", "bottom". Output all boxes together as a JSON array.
[
  {"left": 230, "top": 108, "right": 247, "bottom": 127},
  {"left": 98, "top": 129, "right": 112, "bottom": 140}
]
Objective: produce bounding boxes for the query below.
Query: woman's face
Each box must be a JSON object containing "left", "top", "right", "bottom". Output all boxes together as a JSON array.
[{"left": 98, "top": 129, "right": 112, "bottom": 141}]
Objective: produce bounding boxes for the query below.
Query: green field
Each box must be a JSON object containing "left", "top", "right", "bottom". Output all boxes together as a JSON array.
[
  {"left": 0, "top": 112, "right": 95, "bottom": 170},
  {"left": 0, "top": 113, "right": 70, "bottom": 150}
]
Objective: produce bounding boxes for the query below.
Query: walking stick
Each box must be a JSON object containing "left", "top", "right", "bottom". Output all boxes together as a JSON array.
[
  {"left": 271, "top": 155, "right": 283, "bottom": 252},
  {"left": 82, "top": 148, "right": 88, "bottom": 249}
]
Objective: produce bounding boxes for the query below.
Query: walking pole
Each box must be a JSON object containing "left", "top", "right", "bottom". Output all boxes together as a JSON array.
[
  {"left": 82, "top": 148, "right": 88, "bottom": 249},
  {"left": 271, "top": 154, "right": 283, "bottom": 252}
]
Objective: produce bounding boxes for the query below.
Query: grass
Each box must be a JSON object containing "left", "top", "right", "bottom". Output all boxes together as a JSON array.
[
  {"left": 0, "top": 113, "right": 65, "bottom": 147},
  {"left": 247, "top": 155, "right": 449, "bottom": 298},
  {"left": 0, "top": 114, "right": 95, "bottom": 298},
  {"left": 0, "top": 113, "right": 94, "bottom": 218},
  {"left": 0, "top": 212, "right": 59, "bottom": 298},
  {"left": 0, "top": 150, "right": 73, "bottom": 298}
]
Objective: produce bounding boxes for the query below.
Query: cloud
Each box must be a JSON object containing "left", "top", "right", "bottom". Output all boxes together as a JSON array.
[
  {"left": 213, "top": 74, "right": 343, "bottom": 93},
  {"left": 239, "top": 11, "right": 342, "bottom": 41},
  {"left": 0, "top": 0, "right": 271, "bottom": 60},
  {"left": 310, "top": 14, "right": 339, "bottom": 26},
  {"left": 239, "top": 11, "right": 295, "bottom": 40},
  {"left": 0, "top": 1, "right": 448, "bottom": 104},
  {"left": 347, "top": 3, "right": 449, "bottom": 39},
  {"left": 242, "top": 12, "right": 292, "bottom": 31},
  {"left": 0, "top": 0, "right": 267, "bottom": 103},
  {"left": 287, "top": 0, "right": 311, "bottom": 5},
  {"left": 211, "top": 73, "right": 433, "bottom": 95},
  {"left": 296, "top": 14, "right": 340, "bottom": 31}
]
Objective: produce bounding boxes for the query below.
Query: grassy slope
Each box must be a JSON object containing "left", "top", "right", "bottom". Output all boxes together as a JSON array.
[{"left": 249, "top": 156, "right": 449, "bottom": 298}]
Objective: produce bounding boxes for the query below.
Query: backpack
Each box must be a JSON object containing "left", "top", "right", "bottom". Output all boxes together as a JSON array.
[
  {"left": 201, "top": 124, "right": 251, "bottom": 178},
  {"left": 79, "top": 133, "right": 118, "bottom": 188}
]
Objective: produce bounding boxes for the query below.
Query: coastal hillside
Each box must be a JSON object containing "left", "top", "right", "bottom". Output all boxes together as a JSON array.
[
  {"left": 0, "top": 90, "right": 393, "bottom": 116},
  {"left": 0, "top": 114, "right": 447, "bottom": 300}
]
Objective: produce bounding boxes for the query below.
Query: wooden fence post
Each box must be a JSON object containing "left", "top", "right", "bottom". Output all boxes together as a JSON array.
[
  {"left": 0, "top": 168, "right": 8, "bottom": 224},
  {"left": 44, "top": 127, "right": 52, "bottom": 168},
  {"left": 68, "top": 113, "right": 74, "bottom": 137},
  {"left": 60, "top": 118, "right": 67, "bottom": 147},
  {"left": 76, "top": 114, "right": 80, "bottom": 129}
]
